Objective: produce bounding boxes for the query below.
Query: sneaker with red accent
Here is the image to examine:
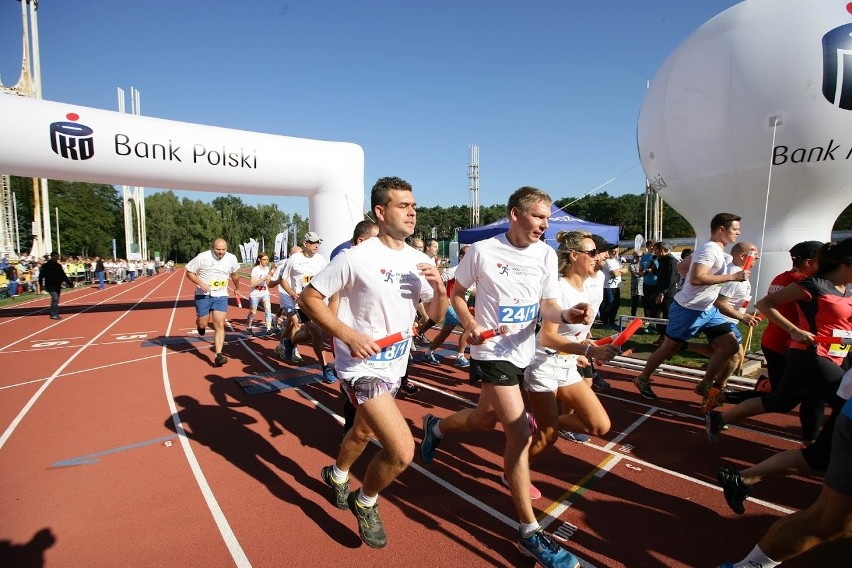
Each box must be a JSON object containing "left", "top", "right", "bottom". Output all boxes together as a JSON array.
[
  {"left": 500, "top": 474, "right": 542, "bottom": 500},
  {"left": 700, "top": 386, "right": 722, "bottom": 416}
]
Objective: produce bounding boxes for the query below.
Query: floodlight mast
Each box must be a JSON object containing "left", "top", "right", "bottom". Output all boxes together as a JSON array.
[{"left": 468, "top": 144, "right": 480, "bottom": 227}]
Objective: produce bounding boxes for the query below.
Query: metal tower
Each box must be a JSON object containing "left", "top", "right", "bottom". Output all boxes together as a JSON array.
[
  {"left": 468, "top": 144, "right": 480, "bottom": 227},
  {"left": 118, "top": 87, "right": 148, "bottom": 261},
  {"left": 0, "top": 0, "right": 50, "bottom": 258}
]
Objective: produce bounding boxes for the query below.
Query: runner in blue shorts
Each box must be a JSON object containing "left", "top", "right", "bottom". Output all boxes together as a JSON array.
[{"left": 632, "top": 213, "right": 751, "bottom": 400}]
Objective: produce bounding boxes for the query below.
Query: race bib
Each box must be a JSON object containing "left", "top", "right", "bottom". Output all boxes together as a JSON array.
[
  {"left": 828, "top": 329, "right": 852, "bottom": 358},
  {"left": 366, "top": 338, "right": 411, "bottom": 369},
  {"left": 498, "top": 299, "right": 538, "bottom": 325},
  {"left": 209, "top": 279, "right": 227, "bottom": 292},
  {"left": 301, "top": 274, "right": 314, "bottom": 286}
]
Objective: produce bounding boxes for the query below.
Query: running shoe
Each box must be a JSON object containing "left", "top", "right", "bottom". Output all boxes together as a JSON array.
[
  {"left": 50, "top": 315, "right": 62, "bottom": 320},
  {"left": 322, "top": 364, "right": 338, "bottom": 384},
  {"left": 214, "top": 353, "right": 227, "bottom": 367},
  {"left": 414, "top": 333, "right": 430, "bottom": 346},
  {"left": 196, "top": 325, "right": 206, "bottom": 336},
  {"left": 694, "top": 381, "right": 710, "bottom": 397},
  {"left": 320, "top": 465, "right": 350, "bottom": 510},
  {"left": 700, "top": 386, "right": 722, "bottom": 416},
  {"left": 421, "top": 413, "right": 441, "bottom": 464},
  {"left": 518, "top": 528, "right": 580, "bottom": 568},
  {"left": 705, "top": 411, "right": 725, "bottom": 445},
  {"left": 347, "top": 492, "right": 387, "bottom": 548},
  {"left": 632, "top": 376, "right": 658, "bottom": 400},
  {"left": 591, "top": 373, "right": 611, "bottom": 391},
  {"left": 425, "top": 352, "right": 441, "bottom": 366},
  {"left": 274, "top": 343, "right": 287, "bottom": 361},
  {"left": 292, "top": 346, "right": 303, "bottom": 363},
  {"left": 500, "top": 474, "right": 542, "bottom": 500},
  {"left": 245, "top": 327, "right": 253, "bottom": 336},
  {"left": 717, "top": 467, "right": 750, "bottom": 515},
  {"left": 282, "top": 338, "right": 294, "bottom": 360},
  {"left": 558, "top": 430, "right": 590, "bottom": 443},
  {"left": 399, "top": 379, "right": 420, "bottom": 396},
  {"left": 456, "top": 355, "right": 470, "bottom": 368}
]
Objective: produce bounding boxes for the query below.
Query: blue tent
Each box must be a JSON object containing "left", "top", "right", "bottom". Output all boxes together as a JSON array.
[{"left": 458, "top": 204, "right": 620, "bottom": 248}]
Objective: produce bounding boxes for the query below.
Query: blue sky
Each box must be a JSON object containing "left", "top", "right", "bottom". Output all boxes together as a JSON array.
[{"left": 1, "top": 1, "right": 741, "bottom": 219}]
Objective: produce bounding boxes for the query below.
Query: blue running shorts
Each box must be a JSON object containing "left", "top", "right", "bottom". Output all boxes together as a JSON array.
[
  {"left": 195, "top": 294, "right": 229, "bottom": 316},
  {"left": 665, "top": 302, "right": 734, "bottom": 343}
]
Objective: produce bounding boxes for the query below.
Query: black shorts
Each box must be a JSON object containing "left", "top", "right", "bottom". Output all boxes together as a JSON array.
[
  {"left": 470, "top": 359, "right": 525, "bottom": 387},
  {"left": 296, "top": 308, "right": 311, "bottom": 323}
]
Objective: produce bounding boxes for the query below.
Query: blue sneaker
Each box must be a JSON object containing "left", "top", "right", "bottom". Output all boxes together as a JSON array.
[
  {"left": 456, "top": 355, "right": 470, "bottom": 368},
  {"left": 518, "top": 529, "right": 580, "bottom": 568},
  {"left": 322, "top": 364, "right": 338, "bottom": 384},
  {"left": 421, "top": 413, "right": 442, "bottom": 464},
  {"left": 425, "top": 352, "right": 441, "bottom": 366}
]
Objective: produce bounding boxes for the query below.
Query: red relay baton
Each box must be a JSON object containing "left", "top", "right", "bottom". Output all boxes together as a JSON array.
[
  {"left": 480, "top": 325, "right": 509, "bottom": 340},
  {"left": 811, "top": 335, "right": 852, "bottom": 346},
  {"left": 375, "top": 328, "right": 416, "bottom": 348},
  {"left": 742, "top": 252, "right": 756, "bottom": 272},
  {"left": 596, "top": 318, "right": 645, "bottom": 347}
]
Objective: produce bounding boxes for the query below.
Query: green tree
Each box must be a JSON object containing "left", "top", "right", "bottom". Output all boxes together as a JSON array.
[
  {"left": 51, "top": 180, "right": 123, "bottom": 258},
  {"left": 145, "top": 191, "right": 181, "bottom": 261}
]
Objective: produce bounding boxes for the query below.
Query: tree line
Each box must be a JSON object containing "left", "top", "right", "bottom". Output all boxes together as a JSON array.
[{"left": 7, "top": 175, "right": 852, "bottom": 262}]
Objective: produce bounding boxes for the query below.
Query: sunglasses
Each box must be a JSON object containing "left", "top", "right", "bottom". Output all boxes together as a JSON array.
[{"left": 573, "top": 248, "right": 599, "bottom": 256}]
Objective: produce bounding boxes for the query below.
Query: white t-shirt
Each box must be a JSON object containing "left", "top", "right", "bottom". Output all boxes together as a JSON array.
[
  {"left": 604, "top": 258, "right": 623, "bottom": 288},
  {"left": 454, "top": 233, "right": 559, "bottom": 368},
  {"left": 531, "top": 277, "right": 590, "bottom": 369},
  {"left": 586, "top": 270, "right": 605, "bottom": 314},
  {"left": 718, "top": 263, "right": 751, "bottom": 324},
  {"left": 674, "top": 241, "right": 728, "bottom": 310},
  {"left": 282, "top": 252, "right": 327, "bottom": 295},
  {"left": 309, "top": 238, "right": 435, "bottom": 381},
  {"left": 249, "top": 265, "right": 272, "bottom": 298},
  {"left": 185, "top": 250, "right": 240, "bottom": 297}
]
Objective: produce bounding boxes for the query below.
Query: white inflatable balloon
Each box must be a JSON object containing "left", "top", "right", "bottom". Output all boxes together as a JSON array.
[
  {"left": 0, "top": 96, "right": 364, "bottom": 257},
  {"left": 638, "top": 0, "right": 852, "bottom": 301}
]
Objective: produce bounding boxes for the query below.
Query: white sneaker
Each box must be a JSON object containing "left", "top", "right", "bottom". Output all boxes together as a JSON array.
[{"left": 292, "top": 346, "right": 303, "bottom": 363}]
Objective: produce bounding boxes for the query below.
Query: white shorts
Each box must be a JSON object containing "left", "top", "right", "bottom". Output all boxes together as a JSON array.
[{"left": 524, "top": 352, "right": 584, "bottom": 392}]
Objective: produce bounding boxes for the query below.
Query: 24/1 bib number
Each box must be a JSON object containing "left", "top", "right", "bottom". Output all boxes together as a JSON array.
[{"left": 498, "top": 303, "right": 538, "bottom": 324}]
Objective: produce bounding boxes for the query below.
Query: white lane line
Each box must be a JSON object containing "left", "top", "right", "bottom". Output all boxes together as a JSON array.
[
  {"left": 603, "top": 407, "right": 657, "bottom": 451},
  {"left": 0, "top": 280, "right": 163, "bottom": 353},
  {"left": 0, "top": 272, "right": 178, "bottom": 450},
  {"left": 161, "top": 278, "right": 250, "bottom": 568}
]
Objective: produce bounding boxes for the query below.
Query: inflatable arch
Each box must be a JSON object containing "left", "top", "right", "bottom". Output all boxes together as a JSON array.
[{"left": 0, "top": 96, "right": 364, "bottom": 257}]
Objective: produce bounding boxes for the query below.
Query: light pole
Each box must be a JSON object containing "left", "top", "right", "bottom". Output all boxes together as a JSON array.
[
  {"left": 55, "top": 206, "right": 60, "bottom": 256},
  {"left": 13, "top": 192, "right": 20, "bottom": 256}
]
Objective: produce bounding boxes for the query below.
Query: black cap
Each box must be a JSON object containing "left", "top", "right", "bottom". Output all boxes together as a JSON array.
[
  {"left": 789, "top": 241, "right": 823, "bottom": 260},
  {"left": 591, "top": 234, "right": 617, "bottom": 251}
]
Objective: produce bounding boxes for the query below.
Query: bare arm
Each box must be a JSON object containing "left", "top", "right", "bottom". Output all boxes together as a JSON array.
[
  {"left": 755, "top": 283, "right": 814, "bottom": 344},
  {"left": 540, "top": 297, "right": 594, "bottom": 327},
  {"left": 539, "top": 320, "right": 619, "bottom": 361},
  {"left": 418, "top": 262, "right": 449, "bottom": 324},
  {"left": 690, "top": 262, "right": 749, "bottom": 286},
  {"left": 185, "top": 269, "right": 209, "bottom": 294},
  {"left": 714, "top": 294, "right": 760, "bottom": 327},
  {"left": 300, "top": 285, "right": 380, "bottom": 359}
]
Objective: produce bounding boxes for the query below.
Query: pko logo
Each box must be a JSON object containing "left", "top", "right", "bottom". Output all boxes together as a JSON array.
[
  {"left": 49, "top": 112, "right": 94, "bottom": 160},
  {"left": 822, "top": 23, "right": 852, "bottom": 110}
]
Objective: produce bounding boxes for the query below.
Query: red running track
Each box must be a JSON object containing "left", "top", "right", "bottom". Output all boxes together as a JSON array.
[{"left": 0, "top": 268, "right": 846, "bottom": 567}]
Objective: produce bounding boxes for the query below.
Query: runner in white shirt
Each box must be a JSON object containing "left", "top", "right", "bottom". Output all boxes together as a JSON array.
[
  {"left": 279, "top": 232, "right": 335, "bottom": 382},
  {"left": 302, "top": 176, "right": 447, "bottom": 549},
  {"left": 420, "top": 186, "right": 592, "bottom": 568},
  {"left": 632, "top": 213, "right": 751, "bottom": 400},
  {"left": 270, "top": 246, "right": 302, "bottom": 358},
  {"left": 245, "top": 252, "right": 273, "bottom": 336},
  {"left": 185, "top": 238, "right": 241, "bottom": 367},
  {"left": 524, "top": 231, "right": 619, "bottom": 487}
]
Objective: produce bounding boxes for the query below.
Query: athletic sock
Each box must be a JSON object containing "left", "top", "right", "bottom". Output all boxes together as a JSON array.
[
  {"left": 331, "top": 464, "right": 349, "bottom": 484},
  {"left": 520, "top": 522, "right": 540, "bottom": 538},
  {"left": 734, "top": 544, "right": 779, "bottom": 568},
  {"left": 356, "top": 490, "right": 378, "bottom": 508},
  {"left": 432, "top": 420, "right": 443, "bottom": 439}
]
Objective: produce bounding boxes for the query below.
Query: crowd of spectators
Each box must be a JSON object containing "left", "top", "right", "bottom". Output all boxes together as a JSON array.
[{"left": 0, "top": 253, "right": 174, "bottom": 298}]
